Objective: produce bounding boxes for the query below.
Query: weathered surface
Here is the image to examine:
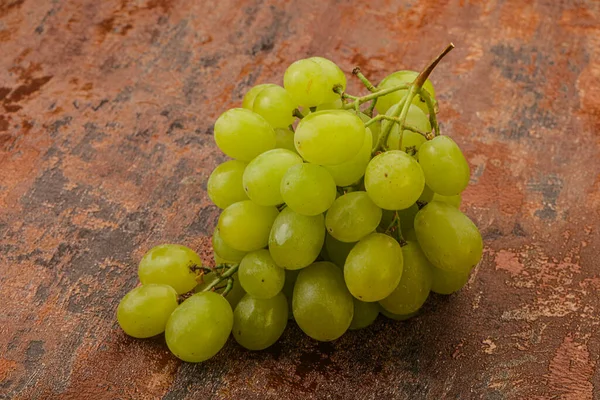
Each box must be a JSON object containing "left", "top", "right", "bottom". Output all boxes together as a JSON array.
[{"left": 0, "top": 0, "right": 599, "bottom": 399}]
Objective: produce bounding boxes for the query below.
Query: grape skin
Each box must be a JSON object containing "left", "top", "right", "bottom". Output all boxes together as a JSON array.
[
  {"left": 325, "top": 191, "right": 382, "bottom": 243},
  {"left": 214, "top": 108, "right": 276, "bottom": 161},
  {"left": 138, "top": 244, "right": 201, "bottom": 295},
  {"left": 233, "top": 293, "right": 288, "bottom": 350},
  {"left": 218, "top": 200, "right": 279, "bottom": 252},
  {"left": 238, "top": 250, "right": 285, "bottom": 299}
]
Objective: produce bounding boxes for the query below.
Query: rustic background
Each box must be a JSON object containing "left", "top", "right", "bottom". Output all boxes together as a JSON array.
[{"left": 1, "top": 0, "right": 599, "bottom": 399}]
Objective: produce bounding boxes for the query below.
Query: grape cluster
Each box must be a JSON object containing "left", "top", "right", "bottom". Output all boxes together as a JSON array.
[{"left": 117, "top": 44, "right": 483, "bottom": 363}]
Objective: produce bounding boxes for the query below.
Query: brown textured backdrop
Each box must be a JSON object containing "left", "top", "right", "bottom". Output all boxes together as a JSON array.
[{"left": 1, "top": 0, "right": 599, "bottom": 399}]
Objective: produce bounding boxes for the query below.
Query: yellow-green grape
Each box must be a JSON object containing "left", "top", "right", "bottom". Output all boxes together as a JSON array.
[
  {"left": 233, "top": 292, "right": 288, "bottom": 350},
  {"left": 382, "top": 104, "right": 431, "bottom": 154},
  {"left": 242, "top": 83, "right": 277, "bottom": 110},
  {"left": 418, "top": 185, "right": 435, "bottom": 203},
  {"left": 310, "top": 56, "right": 346, "bottom": 104},
  {"left": 218, "top": 200, "right": 279, "bottom": 252},
  {"left": 207, "top": 160, "right": 248, "bottom": 209},
  {"left": 344, "top": 233, "right": 403, "bottom": 302},
  {"left": 325, "top": 234, "right": 356, "bottom": 268},
  {"left": 349, "top": 298, "right": 379, "bottom": 330},
  {"left": 243, "top": 149, "right": 303, "bottom": 206},
  {"left": 358, "top": 112, "right": 381, "bottom": 149},
  {"left": 431, "top": 266, "right": 470, "bottom": 294},
  {"left": 365, "top": 150, "right": 425, "bottom": 210},
  {"left": 284, "top": 59, "right": 329, "bottom": 107},
  {"left": 214, "top": 254, "right": 235, "bottom": 265},
  {"left": 293, "top": 261, "right": 353, "bottom": 341},
  {"left": 268, "top": 207, "right": 325, "bottom": 270},
  {"left": 212, "top": 227, "right": 247, "bottom": 263},
  {"left": 380, "top": 307, "right": 419, "bottom": 321},
  {"left": 315, "top": 98, "right": 343, "bottom": 111},
  {"left": 138, "top": 244, "right": 201, "bottom": 294},
  {"left": 117, "top": 284, "right": 178, "bottom": 338},
  {"left": 418, "top": 136, "right": 470, "bottom": 196},
  {"left": 194, "top": 272, "right": 246, "bottom": 310},
  {"left": 238, "top": 250, "right": 285, "bottom": 299},
  {"left": 414, "top": 202, "right": 483, "bottom": 273},
  {"left": 282, "top": 269, "right": 300, "bottom": 319},
  {"left": 326, "top": 191, "right": 382, "bottom": 243},
  {"left": 379, "top": 241, "right": 433, "bottom": 315},
  {"left": 275, "top": 127, "right": 298, "bottom": 153},
  {"left": 375, "top": 70, "right": 435, "bottom": 115},
  {"left": 295, "top": 110, "right": 365, "bottom": 165},
  {"left": 214, "top": 108, "right": 276, "bottom": 161},
  {"left": 281, "top": 163, "right": 337, "bottom": 216},
  {"left": 165, "top": 292, "right": 233, "bottom": 363},
  {"left": 324, "top": 128, "right": 372, "bottom": 187},
  {"left": 432, "top": 193, "right": 462, "bottom": 208},
  {"left": 252, "top": 84, "right": 296, "bottom": 129}
]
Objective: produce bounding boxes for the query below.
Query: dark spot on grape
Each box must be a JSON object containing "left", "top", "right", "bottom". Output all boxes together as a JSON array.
[
  {"left": 327, "top": 227, "right": 333, "bottom": 232},
  {"left": 261, "top": 279, "right": 265, "bottom": 282},
  {"left": 384, "top": 173, "right": 388, "bottom": 178}
]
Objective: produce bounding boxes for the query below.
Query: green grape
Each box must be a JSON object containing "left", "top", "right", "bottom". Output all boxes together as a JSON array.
[
  {"left": 138, "top": 244, "right": 200, "bottom": 294},
  {"left": 380, "top": 307, "right": 419, "bottom": 321},
  {"left": 324, "top": 128, "right": 372, "bottom": 186},
  {"left": 242, "top": 83, "right": 277, "bottom": 110},
  {"left": 207, "top": 160, "right": 248, "bottom": 209},
  {"left": 281, "top": 163, "right": 337, "bottom": 216},
  {"left": 218, "top": 200, "right": 279, "bottom": 252},
  {"left": 344, "top": 233, "right": 403, "bottom": 302},
  {"left": 284, "top": 59, "right": 329, "bottom": 107},
  {"left": 414, "top": 202, "right": 483, "bottom": 272},
  {"left": 418, "top": 185, "right": 435, "bottom": 203},
  {"left": 214, "top": 108, "right": 276, "bottom": 161},
  {"left": 165, "top": 292, "right": 233, "bottom": 363},
  {"left": 418, "top": 136, "right": 470, "bottom": 196},
  {"left": 349, "top": 298, "right": 379, "bottom": 330},
  {"left": 375, "top": 70, "right": 435, "bottom": 115},
  {"left": 379, "top": 241, "right": 433, "bottom": 315},
  {"left": 315, "top": 98, "right": 343, "bottom": 111},
  {"left": 357, "top": 112, "right": 381, "bottom": 150},
  {"left": 310, "top": 57, "right": 347, "bottom": 104},
  {"left": 275, "top": 127, "right": 298, "bottom": 153},
  {"left": 117, "top": 284, "right": 178, "bottom": 338},
  {"left": 431, "top": 266, "right": 470, "bottom": 294},
  {"left": 214, "top": 254, "right": 235, "bottom": 265},
  {"left": 325, "top": 191, "right": 382, "bottom": 243},
  {"left": 268, "top": 207, "right": 325, "bottom": 270},
  {"left": 194, "top": 271, "right": 246, "bottom": 309},
  {"left": 282, "top": 268, "right": 300, "bottom": 318},
  {"left": 212, "top": 227, "right": 247, "bottom": 263},
  {"left": 238, "top": 249, "right": 285, "bottom": 299},
  {"left": 233, "top": 292, "right": 288, "bottom": 350},
  {"left": 365, "top": 150, "right": 425, "bottom": 210},
  {"left": 293, "top": 261, "right": 353, "bottom": 341},
  {"left": 432, "top": 192, "right": 462, "bottom": 208},
  {"left": 252, "top": 84, "right": 296, "bottom": 129},
  {"left": 382, "top": 104, "right": 431, "bottom": 154},
  {"left": 243, "top": 149, "right": 303, "bottom": 206},
  {"left": 295, "top": 110, "right": 365, "bottom": 165},
  {"left": 325, "top": 234, "right": 356, "bottom": 268}
]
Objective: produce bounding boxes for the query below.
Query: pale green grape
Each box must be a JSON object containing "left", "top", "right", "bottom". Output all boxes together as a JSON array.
[
  {"left": 325, "top": 191, "right": 382, "bottom": 243},
  {"left": 252, "top": 85, "right": 296, "bottom": 128},
  {"left": 295, "top": 110, "right": 365, "bottom": 165},
  {"left": 275, "top": 127, "right": 298, "bottom": 153},
  {"left": 207, "top": 160, "right": 248, "bottom": 209},
  {"left": 365, "top": 150, "right": 425, "bottom": 210},
  {"left": 218, "top": 200, "right": 279, "bottom": 252},
  {"left": 281, "top": 163, "right": 337, "bottom": 216},
  {"left": 214, "top": 108, "right": 276, "bottom": 161},
  {"left": 243, "top": 149, "right": 303, "bottom": 206},
  {"left": 242, "top": 83, "right": 276, "bottom": 110},
  {"left": 432, "top": 192, "right": 462, "bottom": 208},
  {"left": 382, "top": 104, "right": 431, "bottom": 154},
  {"left": 233, "top": 292, "right": 288, "bottom": 350},
  {"left": 138, "top": 244, "right": 200, "bottom": 294},
  {"left": 284, "top": 59, "right": 329, "bottom": 107},
  {"left": 418, "top": 185, "right": 435, "bottom": 203},
  {"left": 293, "top": 261, "right": 353, "bottom": 341},
  {"left": 212, "top": 227, "right": 247, "bottom": 263},
  {"left": 214, "top": 254, "right": 235, "bottom": 265},
  {"left": 349, "top": 298, "right": 379, "bottom": 330},
  {"left": 195, "top": 271, "right": 246, "bottom": 309},
  {"left": 282, "top": 269, "right": 300, "bottom": 318},
  {"left": 380, "top": 308, "right": 418, "bottom": 321},
  {"left": 325, "top": 234, "right": 356, "bottom": 268},
  {"left": 238, "top": 249, "right": 285, "bottom": 299},
  {"left": 418, "top": 136, "right": 470, "bottom": 196},
  {"left": 431, "top": 266, "right": 470, "bottom": 294},
  {"left": 315, "top": 98, "right": 343, "bottom": 111},
  {"left": 344, "top": 233, "right": 403, "bottom": 302},
  {"left": 268, "top": 207, "right": 325, "bottom": 270},
  {"left": 414, "top": 202, "right": 483, "bottom": 273},
  {"left": 165, "top": 292, "right": 233, "bottom": 362},
  {"left": 375, "top": 70, "right": 436, "bottom": 115},
  {"left": 117, "top": 284, "right": 178, "bottom": 338},
  {"left": 324, "top": 128, "right": 372, "bottom": 187},
  {"left": 310, "top": 57, "right": 346, "bottom": 104},
  {"left": 379, "top": 241, "right": 433, "bottom": 315}
]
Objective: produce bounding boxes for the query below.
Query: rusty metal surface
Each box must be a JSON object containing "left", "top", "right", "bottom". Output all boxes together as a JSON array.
[{"left": 1, "top": 0, "right": 599, "bottom": 399}]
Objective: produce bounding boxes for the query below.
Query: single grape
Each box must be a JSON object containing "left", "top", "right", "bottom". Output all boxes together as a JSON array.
[
  {"left": 195, "top": 271, "right": 246, "bottom": 309},
  {"left": 382, "top": 104, "right": 431, "bottom": 154},
  {"left": 344, "top": 233, "right": 403, "bottom": 302},
  {"left": 310, "top": 57, "right": 346, "bottom": 104},
  {"left": 375, "top": 70, "right": 435, "bottom": 115},
  {"left": 281, "top": 163, "right": 337, "bottom": 216},
  {"left": 379, "top": 307, "right": 419, "bottom": 321},
  {"left": 238, "top": 250, "right": 285, "bottom": 299},
  {"left": 295, "top": 110, "right": 365, "bottom": 165},
  {"left": 315, "top": 98, "right": 343, "bottom": 111},
  {"left": 418, "top": 136, "right": 470, "bottom": 196},
  {"left": 432, "top": 192, "right": 462, "bottom": 208},
  {"left": 212, "top": 227, "right": 247, "bottom": 263},
  {"left": 379, "top": 241, "right": 433, "bottom": 315},
  {"left": 275, "top": 127, "right": 298, "bottom": 153},
  {"left": 214, "top": 108, "right": 276, "bottom": 161},
  {"left": 268, "top": 207, "right": 325, "bottom": 270},
  {"left": 165, "top": 292, "right": 233, "bottom": 363},
  {"left": 431, "top": 266, "right": 470, "bottom": 294},
  {"left": 418, "top": 185, "right": 435, "bottom": 203},
  {"left": 349, "top": 298, "right": 379, "bottom": 330},
  {"left": 284, "top": 59, "right": 329, "bottom": 107},
  {"left": 214, "top": 254, "right": 235, "bottom": 265},
  {"left": 414, "top": 202, "right": 483, "bottom": 272},
  {"left": 207, "top": 160, "right": 248, "bottom": 209},
  {"left": 293, "top": 261, "right": 353, "bottom": 341},
  {"left": 325, "top": 234, "right": 356, "bottom": 268},
  {"left": 242, "top": 83, "right": 276, "bottom": 110},
  {"left": 324, "top": 127, "right": 373, "bottom": 187},
  {"left": 281, "top": 268, "right": 300, "bottom": 318},
  {"left": 365, "top": 150, "right": 425, "bottom": 210},
  {"left": 117, "top": 284, "right": 178, "bottom": 338},
  {"left": 252, "top": 85, "right": 296, "bottom": 129},
  {"left": 218, "top": 200, "right": 279, "bottom": 252},
  {"left": 325, "top": 191, "right": 382, "bottom": 243},
  {"left": 243, "top": 149, "right": 303, "bottom": 206},
  {"left": 233, "top": 292, "right": 288, "bottom": 350},
  {"left": 138, "top": 244, "right": 200, "bottom": 294}
]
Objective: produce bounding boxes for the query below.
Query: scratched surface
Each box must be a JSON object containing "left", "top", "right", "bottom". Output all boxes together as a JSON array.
[{"left": 1, "top": 0, "right": 599, "bottom": 399}]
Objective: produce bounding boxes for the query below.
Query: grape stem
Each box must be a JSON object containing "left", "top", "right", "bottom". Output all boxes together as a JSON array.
[
  {"left": 419, "top": 89, "right": 440, "bottom": 136},
  {"left": 201, "top": 263, "right": 239, "bottom": 293},
  {"left": 292, "top": 108, "right": 305, "bottom": 119},
  {"left": 341, "top": 83, "right": 410, "bottom": 110},
  {"left": 365, "top": 114, "right": 433, "bottom": 140},
  {"left": 352, "top": 67, "right": 377, "bottom": 93},
  {"left": 221, "top": 278, "right": 234, "bottom": 297}
]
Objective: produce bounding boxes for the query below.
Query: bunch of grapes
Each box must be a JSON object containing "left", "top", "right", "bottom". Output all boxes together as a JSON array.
[{"left": 116, "top": 44, "right": 483, "bottom": 362}]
